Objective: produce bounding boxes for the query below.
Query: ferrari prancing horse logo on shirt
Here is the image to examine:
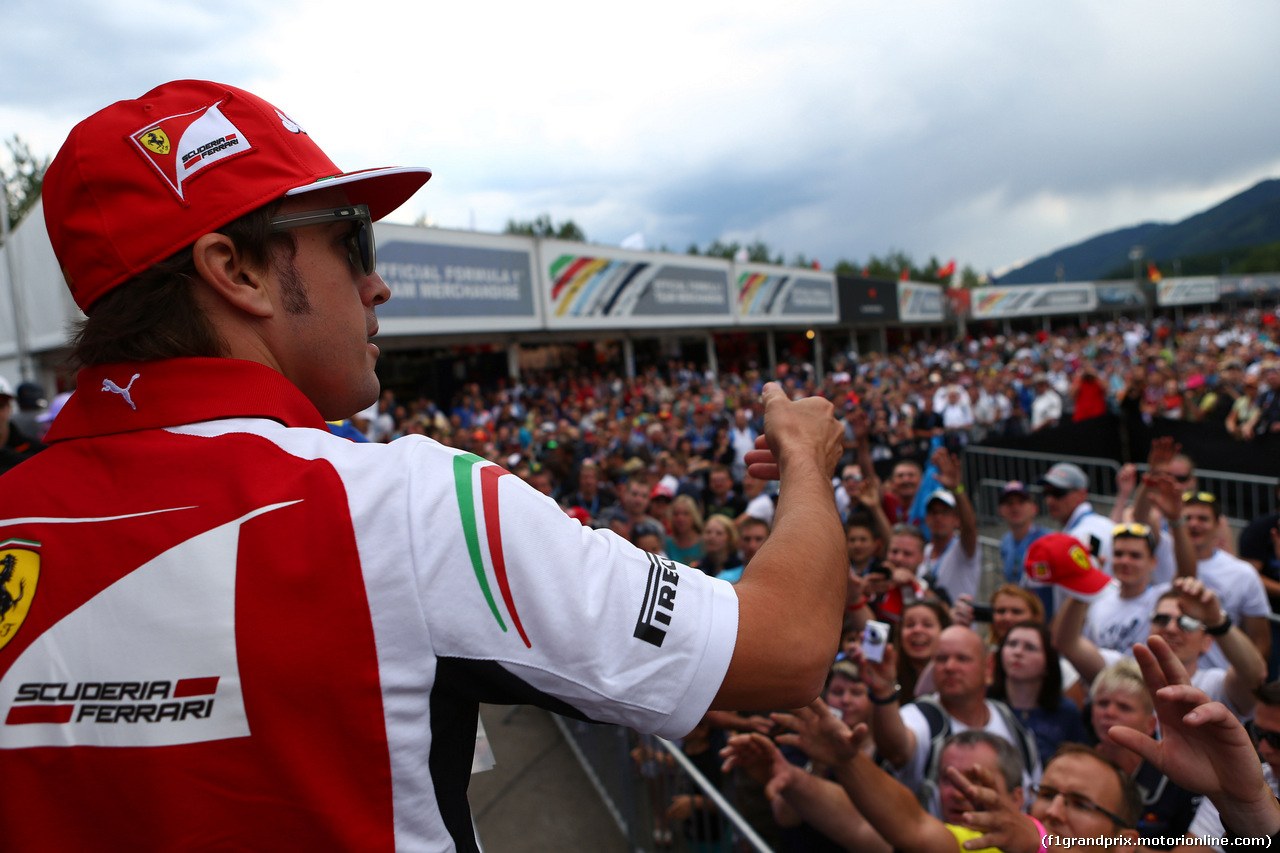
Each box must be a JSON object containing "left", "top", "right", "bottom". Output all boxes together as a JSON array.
[{"left": 0, "top": 539, "right": 40, "bottom": 652}]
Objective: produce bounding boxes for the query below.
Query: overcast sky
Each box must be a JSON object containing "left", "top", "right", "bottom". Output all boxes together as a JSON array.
[{"left": 5, "top": 0, "right": 1279, "bottom": 275}]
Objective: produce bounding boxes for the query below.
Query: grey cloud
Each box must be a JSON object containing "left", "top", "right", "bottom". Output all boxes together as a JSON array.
[{"left": 2, "top": 0, "right": 269, "bottom": 117}]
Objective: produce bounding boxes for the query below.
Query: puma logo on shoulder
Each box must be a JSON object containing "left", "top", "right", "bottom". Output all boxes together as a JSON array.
[{"left": 101, "top": 374, "right": 141, "bottom": 410}]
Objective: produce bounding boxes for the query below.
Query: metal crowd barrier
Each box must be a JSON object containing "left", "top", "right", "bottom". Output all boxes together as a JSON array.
[
  {"left": 553, "top": 715, "right": 776, "bottom": 853},
  {"left": 961, "top": 446, "right": 1268, "bottom": 531}
]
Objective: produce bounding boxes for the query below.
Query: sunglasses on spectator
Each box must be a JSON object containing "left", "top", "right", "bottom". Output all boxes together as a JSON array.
[
  {"left": 1031, "top": 784, "right": 1130, "bottom": 828},
  {"left": 1254, "top": 725, "right": 1280, "bottom": 749},
  {"left": 1150, "top": 612, "right": 1204, "bottom": 632},
  {"left": 1181, "top": 491, "right": 1216, "bottom": 504},
  {"left": 270, "top": 203, "right": 376, "bottom": 276},
  {"left": 1042, "top": 486, "right": 1069, "bottom": 499},
  {"left": 1112, "top": 522, "right": 1155, "bottom": 546},
  {"left": 1169, "top": 472, "right": 1193, "bottom": 483}
]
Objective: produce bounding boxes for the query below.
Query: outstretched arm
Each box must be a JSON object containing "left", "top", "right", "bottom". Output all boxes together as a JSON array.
[
  {"left": 715, "top": 382, "right": 846, "bottom": 710},
  {"left": 1112, "top": 463, "right": 1138, "bottom": 524},
  {"left": 945, "top": 764, "right": 1047, "bottom": 853},
  {"left": 1145, "top": 472, "right": 1196, "bottom": 578},
  {"left": 1050, "top": 595, "right": 1106, "bottom": 686},
  {"left": 772, "top": 702, "right": 960, "bottom": 853},
  {"left": 932, "top": 447, "right": 977, "bottom": 558},
  {"left": 1174, "top": 578, "right": 1264, "bottom": 717},
  {"left": 721, "top": 732, "right": 890, "bottom": 849},
  {"left": 855, "top": 475, "right": 894, "bottom": 556},
  {"left": 853, "top": 643, "right": 918, "bottom": 769},
  {"left": 1107, "top": 637, "right": 1280, "bottom": 839}
]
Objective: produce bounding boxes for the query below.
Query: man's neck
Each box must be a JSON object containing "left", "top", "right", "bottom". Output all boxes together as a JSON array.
[
  {"left": 1118, "top": 576, "right": 1149, "bottom": 599},
  {"left": 942, "top": 693, "right": 989, "bottom": 728},
  {"left": 1008, "top": 521, "right": 1032, "bottom": 540}
]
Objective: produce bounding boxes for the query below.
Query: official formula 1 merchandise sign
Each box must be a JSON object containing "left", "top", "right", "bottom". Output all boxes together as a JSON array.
[
  {"left": 970, "top": 283, "right": 1097, "bottom": 319},
  {"left": 373, "top": 225, "right": 541, "bottom": 335},
  {"left": 732, "top": 263, "right": 837, "bottom": 326},
  {"left": 540, "top": 240, "right": 733, "bottom": 330},
  {"left": 897, "top": 282, "right": 944, "bottom": 323}
]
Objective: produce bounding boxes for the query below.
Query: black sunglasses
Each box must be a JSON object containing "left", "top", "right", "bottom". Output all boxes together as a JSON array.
[
  {"left": 1042, "top": 486, "right": 1069, "bottom": 499},
  {"left": 1255, "top": 725, "right": 1280, "bottom": 749},
  {"left": 269, "top": 203, "right": 376, "bottom": 276}
]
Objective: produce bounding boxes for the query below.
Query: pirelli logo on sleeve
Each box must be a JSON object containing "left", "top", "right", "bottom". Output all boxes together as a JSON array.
[{"left": 634, "top": 553, "right": 679, "bottom": 648}]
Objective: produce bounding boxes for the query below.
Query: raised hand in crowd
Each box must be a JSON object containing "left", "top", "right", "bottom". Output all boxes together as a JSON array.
[
  {"left": 848, "top": 633, "right": 899, "bottom": 702},
  {"left": 1108, "top": 637, "right": 1280, "bottom": 841},
  {"left": 1172, "top": 576, "right": 1224, "bottom": 629},
  {"left": 1148, "top": 436, "right": 1182, "bottom": 471},
  {"left": 943, "top": 764, "right": 1044, "bottom": 853},
  {"left": 931, "top": 446, "right": 962, "bottom": 490},
  {"left": 772, "top": 698, "right": 863, "bottom": 767},
  {"left": 1143, "top": 471, "right": 1185, "bottom": 523},
  {"left": 720, "top": 730, "right": 796, "bottom": 789},
  {"left": 1111, "top": 463, "right": 1138, "bottom": 523}
]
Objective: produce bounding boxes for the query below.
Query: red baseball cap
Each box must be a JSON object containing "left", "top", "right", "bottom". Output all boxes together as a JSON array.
[
  {"left": 1024, "top": 533, "right": 1112, "bottom": 600},
  {"left": 43, "top": 79, "right": 432, "bottom": 312}
]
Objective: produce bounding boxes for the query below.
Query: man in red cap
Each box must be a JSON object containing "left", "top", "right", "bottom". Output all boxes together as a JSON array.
[{"left": 0, "top": 81, "right": 849, "bottom": 851}]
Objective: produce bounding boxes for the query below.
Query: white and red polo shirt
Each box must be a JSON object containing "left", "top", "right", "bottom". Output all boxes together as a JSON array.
[{"left": 0, "top": 358, "right": 738, "bottom": 851}]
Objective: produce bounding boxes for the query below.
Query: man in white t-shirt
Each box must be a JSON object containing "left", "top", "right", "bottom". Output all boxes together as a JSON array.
[
  {"left": 1041, "top": 461, "right": 1114, "bottom": 574},
  {"left": 1083, "top": 507, "right": 1192, "bottom": 653},
  {"left": 1055, "top": 568, "right": 1265, "bottom": 722},
  {"left": 1030, "top": 373, "right": 1063, "bottom": 432},
  {"left": 919, "top": 448, "right": 980, "bottom": 603},
  {"left": 1183, "top": 491, "right": 1272, "bottom": 670},
  {"left": 862, "top": 626, "right": 1041, "bottom": 818}
]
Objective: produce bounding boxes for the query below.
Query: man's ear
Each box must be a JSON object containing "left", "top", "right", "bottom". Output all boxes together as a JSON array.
[{"left": 191, "top": 232, "right": 275, "bottom": 319}]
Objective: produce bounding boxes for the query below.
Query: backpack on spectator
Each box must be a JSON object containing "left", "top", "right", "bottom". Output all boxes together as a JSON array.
[{"left": 912, "top": 695, "right": 1039, "bottom": 811}]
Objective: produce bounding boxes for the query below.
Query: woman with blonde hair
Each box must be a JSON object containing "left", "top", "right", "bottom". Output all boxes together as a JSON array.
[
  {"left": 700, "top": 515, "right": 742, "bottom": 582},
  {"left": 665, "top": 495, "right": 705, "bottom": 566}
]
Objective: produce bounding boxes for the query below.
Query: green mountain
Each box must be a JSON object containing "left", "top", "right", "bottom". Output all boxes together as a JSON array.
[{"left": 998, "top": 178, "right": 1280, "bottom": 283}]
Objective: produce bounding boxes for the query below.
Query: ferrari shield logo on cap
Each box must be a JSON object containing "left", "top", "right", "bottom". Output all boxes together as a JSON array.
[
  {"left": 1069, "top": 544, "right": 1091, "bottom": 570},
  {"left": 129, "top": 99, "right": 252, "bottom": 202},
  {"left": 138, "top": 128, "right": 171, "bottom": 155},
  {"left": 0, "top": 539, "right": 40, "bottom": 652}
]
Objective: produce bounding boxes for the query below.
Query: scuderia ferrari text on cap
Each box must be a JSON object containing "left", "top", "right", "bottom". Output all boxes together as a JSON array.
[{"left": 42, "top": 79, "right": 432, "bottom": 312}]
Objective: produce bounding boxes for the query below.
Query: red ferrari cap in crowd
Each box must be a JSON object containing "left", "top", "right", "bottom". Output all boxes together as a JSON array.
[
  {"left": 1024, "top": 532, "right": 1112, "bottom": 600},
  {"left": 43, "top": 79, "right": 432, "bottom": 312}
]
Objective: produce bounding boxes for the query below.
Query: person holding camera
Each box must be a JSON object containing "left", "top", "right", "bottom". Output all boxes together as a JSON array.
[{"left": 861, "top": 624, "right": 1041, "bottom": 818}]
